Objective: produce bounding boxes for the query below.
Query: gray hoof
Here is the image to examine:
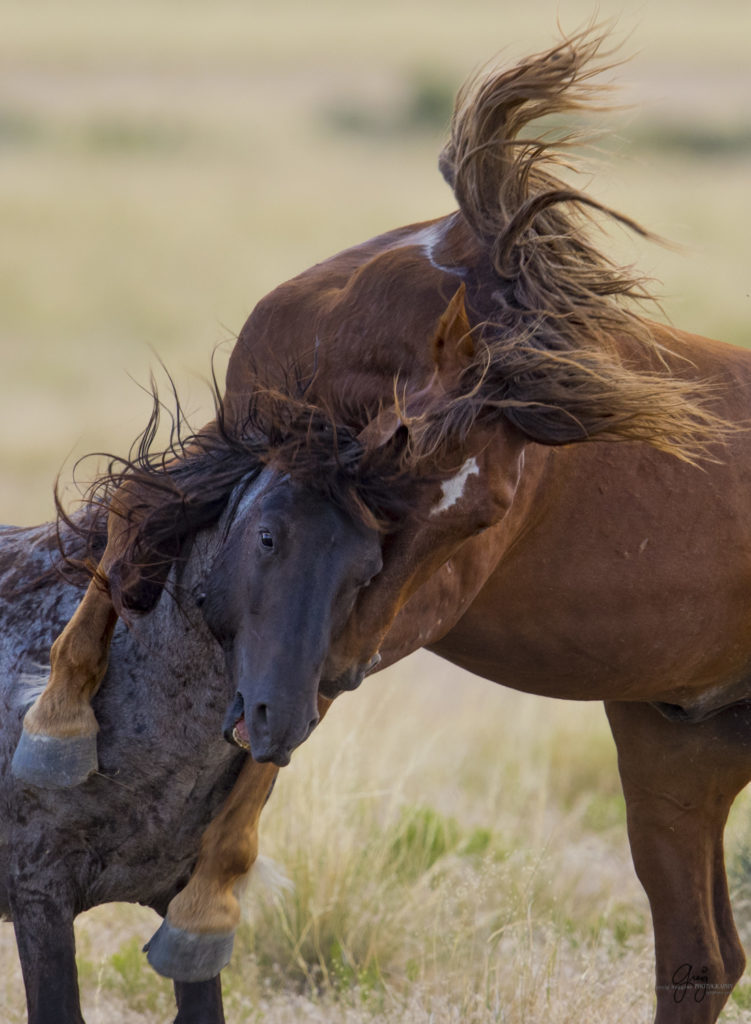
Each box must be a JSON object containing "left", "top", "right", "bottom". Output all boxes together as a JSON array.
[
  {"left": 11, "top": 728, "right": 98, "bottom": 788},
  {"left": 144, "top": 919, "right": 235, "bottom": 982}
]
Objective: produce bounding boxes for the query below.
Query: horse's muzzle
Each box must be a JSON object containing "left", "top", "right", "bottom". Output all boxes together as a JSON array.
[{"left": 223, "top": 691, "right": 318, "bottom": 767}]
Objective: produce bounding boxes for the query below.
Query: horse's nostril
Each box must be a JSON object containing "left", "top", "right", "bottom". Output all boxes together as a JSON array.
[
  {"left": 305, "top": 715, "right": 319, "bottom": 739},
  {"left": 254, "top": 703, "right": 269, "bottom": 729}
]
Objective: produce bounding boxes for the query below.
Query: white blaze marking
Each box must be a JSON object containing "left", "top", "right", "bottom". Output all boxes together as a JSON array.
[{"left": 430, "top": 457, "right": 480, "bottom": 516}]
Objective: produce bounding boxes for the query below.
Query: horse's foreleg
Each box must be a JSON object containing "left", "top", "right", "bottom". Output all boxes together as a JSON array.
[
  {"left": 606, "top": 700, "right": 751, "bottom": 1024},
  {"left": 173, "top": 977, "right": 226, "bottom": 1024},
  {"left": 11, "top": 574, "right": 118, "bottom": 787},
  {"left": 146, "top": 696, "right": 333, "bottom": 982},
  {"left": 12, "top": 485, "right": 148, "bottom": 789},
  {"left": 145, "top": 756, "right": 279, "bottom": 982},
  {"left": 10, "top": 889, "right": 84, "bottom": 1024}
]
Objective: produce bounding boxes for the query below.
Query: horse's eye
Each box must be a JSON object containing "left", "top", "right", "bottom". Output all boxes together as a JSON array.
[{"left": 259, "top": 529, "right": 275, "bottom": 551}]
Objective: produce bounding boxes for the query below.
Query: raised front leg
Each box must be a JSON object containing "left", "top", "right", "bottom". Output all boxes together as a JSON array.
[
  {"left": 146, "top": 696, "right": 332, "bottom": 982},
  {"left": 10, "top": 889, "right": 84, "bottom": 1024},
  {"left": 12, "top": 574, "right": 118, "bottom": 787},
  {"left": 146, "top": 756, "right": 279, "bottom": 981},
  {"left": 12, "top": 473, "right": 171, "bottom": 789},
  {"left": 606, "top": 700, "right": 751, "bottom": 1024}
]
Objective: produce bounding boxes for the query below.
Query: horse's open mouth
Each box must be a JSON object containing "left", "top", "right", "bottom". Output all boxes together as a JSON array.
[
  {"left": 231, "top": 715, "right": 251, "bottom": 751},
  {"left": 224, "top": 692, "right": 250, "bottom": 750}
]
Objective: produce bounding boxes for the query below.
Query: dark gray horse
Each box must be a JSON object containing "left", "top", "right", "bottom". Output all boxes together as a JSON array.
[{"left": 0, "top": 490, "right": 263, "bottom": 1024}]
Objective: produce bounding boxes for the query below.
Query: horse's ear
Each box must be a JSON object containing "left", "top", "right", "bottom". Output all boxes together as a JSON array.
[
  {"left": 359, "top": 286, "right": 475, "bottom": 451},
  {"left": 431, "top": 283, "right": 474, "bottom": 378}
]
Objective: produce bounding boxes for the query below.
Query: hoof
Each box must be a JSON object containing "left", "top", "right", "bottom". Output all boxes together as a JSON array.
[
  {"left": 144, "top": 919, "right": 235, "bottom": 982},
  {"left": 11, "top": 728, "right": 98, "bottom": 788}
]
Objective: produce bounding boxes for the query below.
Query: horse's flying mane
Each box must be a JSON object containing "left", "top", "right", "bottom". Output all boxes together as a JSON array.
[
  {"left": 417, "top": 24, "right": 728, "bottom": 462},
  {"left": 54, "top": 372, "right": 414, "bottom": 609},
  {"left": 440, "top": 26, "right": 654, "bottom": 311},
  {"left": 56, "top": 25, "right": 730, "bottom": 608}
]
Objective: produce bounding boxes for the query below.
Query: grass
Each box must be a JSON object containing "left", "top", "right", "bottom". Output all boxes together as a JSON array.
[
  {"left": 0, "top": 662, "right": 660, "bottom": 1023},
  {"left": 1, "top": 2, "right": 751, "bottom": 1021},
  {"left": 5, "top": 659, "right": 751, "bottom": 1021}
]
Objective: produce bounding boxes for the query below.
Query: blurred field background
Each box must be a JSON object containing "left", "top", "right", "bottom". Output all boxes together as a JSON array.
[{"left": 1, "top": 0, "right": 750, "bottom": 1021}]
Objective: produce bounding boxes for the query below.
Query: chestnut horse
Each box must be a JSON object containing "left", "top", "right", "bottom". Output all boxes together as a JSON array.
[{"left": 12, "top": 29, "right": 751, "bottom": 1023}]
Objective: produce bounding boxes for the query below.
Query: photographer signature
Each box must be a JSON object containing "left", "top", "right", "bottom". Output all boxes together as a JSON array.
[
  {"left": 670, "top": 964, "right": 709, "bottom": 1003},
  {"left": 658, "top": 964, "right": 734, "bottom": 1004}
]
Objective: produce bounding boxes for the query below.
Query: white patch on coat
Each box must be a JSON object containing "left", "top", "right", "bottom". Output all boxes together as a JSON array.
[
  {"left": 430, "top": 457, "right": 480, "bottom": 516},
  {"left": 402, "top": 216, "right": 464, "bottom": 275}
]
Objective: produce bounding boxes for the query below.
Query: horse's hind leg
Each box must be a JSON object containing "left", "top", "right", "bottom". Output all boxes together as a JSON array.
[{"left": 606, "top": 700, "right": 751, "bottom": 1024}]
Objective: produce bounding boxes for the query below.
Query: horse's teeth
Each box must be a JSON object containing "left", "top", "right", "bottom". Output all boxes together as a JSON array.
[{"left": 232, "top": 726, "right": 250, "bottom": 751}]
